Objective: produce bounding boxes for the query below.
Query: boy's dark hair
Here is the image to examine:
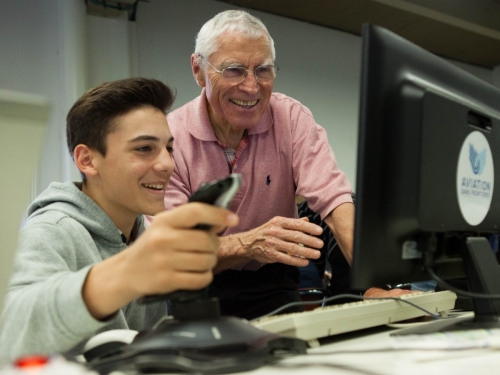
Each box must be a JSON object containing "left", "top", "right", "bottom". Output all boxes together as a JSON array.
[{"left": 66, "top": 78, "right": 175, "bottom": 158}]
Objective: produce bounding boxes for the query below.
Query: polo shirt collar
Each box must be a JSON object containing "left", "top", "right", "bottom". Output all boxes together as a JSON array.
[{"left": 187, "top": 89, "right": 273, "bottom": 141}]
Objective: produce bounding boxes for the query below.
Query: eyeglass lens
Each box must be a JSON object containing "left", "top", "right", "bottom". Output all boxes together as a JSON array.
[{"left": 222, "top": 66, "right": 276, "bottom": 82}]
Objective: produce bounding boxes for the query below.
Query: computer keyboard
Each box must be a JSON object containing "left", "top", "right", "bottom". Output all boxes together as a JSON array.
[{"left": 251, "top": 290, "right": 457, "bottom": 341}]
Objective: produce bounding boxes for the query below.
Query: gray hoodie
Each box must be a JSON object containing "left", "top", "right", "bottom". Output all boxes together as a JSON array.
[{"left": 0, "top": 181, "right": 167, "bottom": 363}]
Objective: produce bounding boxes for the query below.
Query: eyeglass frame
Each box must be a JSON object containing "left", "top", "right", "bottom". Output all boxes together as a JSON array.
[{"left": 197, "top": 54, "right": 279, "bottom": 84}]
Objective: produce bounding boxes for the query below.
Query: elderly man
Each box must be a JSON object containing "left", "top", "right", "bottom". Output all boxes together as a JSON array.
[{"left": 163, "top": 10, "right": 390, "bottom": 320}]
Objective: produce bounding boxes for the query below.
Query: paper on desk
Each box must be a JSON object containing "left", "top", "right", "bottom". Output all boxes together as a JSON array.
[{"left": 390, "top": 328, "right": 500, "bottom": 350}]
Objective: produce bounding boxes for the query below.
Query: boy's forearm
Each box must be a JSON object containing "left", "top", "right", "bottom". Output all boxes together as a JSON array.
[
  {"left": 0, "top": 268, "right": 106, "bottom": 362},
  {"left": 82, "top": 252, "right": 138, "bottom": 320}
]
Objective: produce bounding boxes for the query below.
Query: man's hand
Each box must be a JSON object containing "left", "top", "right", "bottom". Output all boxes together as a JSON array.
[
  {"left": 82, "top": 203, "right": 239, "bottom": 320},
  {"left": 214, "top": 216, "right": 324, "bottom": 273},
  {"left": 363, "top": 287, "right": 417, "bottom": 298}
]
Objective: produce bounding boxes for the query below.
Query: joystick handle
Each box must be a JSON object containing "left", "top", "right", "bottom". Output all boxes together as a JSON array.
[{"left": 138, "top": 174, "right": 242, "bottom": 313}]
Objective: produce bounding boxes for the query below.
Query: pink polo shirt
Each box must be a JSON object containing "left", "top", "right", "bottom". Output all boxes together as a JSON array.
[{"left": 164, "top": 90, "right": 353, "bottom": 270}]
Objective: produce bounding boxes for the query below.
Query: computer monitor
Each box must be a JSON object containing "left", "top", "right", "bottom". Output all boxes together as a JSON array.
[
  {"left": 0, "top": 89, "right": 49, "bottom": 316},
  {"left": 351, "top": 24, "right": 500, "bottom": 329}
]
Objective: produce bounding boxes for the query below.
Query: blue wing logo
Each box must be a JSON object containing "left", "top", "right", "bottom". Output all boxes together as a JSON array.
[{"left": 469, "top": 143, "right": 487, "bottom": 175}]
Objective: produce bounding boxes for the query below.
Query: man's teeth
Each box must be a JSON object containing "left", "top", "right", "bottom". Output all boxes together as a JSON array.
[
  {"left": 231, "top": 99, "right": 257, "bottom": 107},
  {"left": 144, "top": 184, "right": 164, "bottom": 190}
]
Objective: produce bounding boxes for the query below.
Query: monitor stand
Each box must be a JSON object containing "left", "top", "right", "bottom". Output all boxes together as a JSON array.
[
  {"left": 393, "top": 236, "right": 500, "bottom": 336},
  {"left": 88, "top": 289, "right": 307, "bottom": 374}
]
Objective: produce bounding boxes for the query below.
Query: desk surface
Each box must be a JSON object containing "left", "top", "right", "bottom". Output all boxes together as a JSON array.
[
  {"left": 237, "top": 324, "right": 500, "bottom": 375},
  {"left": 82, "top": 315, "right": 499, "bottom": 375}
]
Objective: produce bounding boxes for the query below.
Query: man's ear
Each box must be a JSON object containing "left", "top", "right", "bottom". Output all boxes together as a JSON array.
[
  {"left": 191, "top": 54, "right": 206, "bottom": 88},
  {"left": 74, "top": 144, "right": 99, "bottom": 178}
]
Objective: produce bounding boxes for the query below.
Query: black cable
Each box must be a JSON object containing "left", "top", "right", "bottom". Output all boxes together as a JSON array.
[
  {"left": 250, "top": 293, "right": 444, "bottom": 322},
  {"left": 425, "top": 264, "right": 500, "bottom": 300}
]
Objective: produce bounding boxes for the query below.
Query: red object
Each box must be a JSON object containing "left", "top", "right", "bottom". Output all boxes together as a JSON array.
[{"left": 14, "top": 356, "right": 49, "bottom": 369}]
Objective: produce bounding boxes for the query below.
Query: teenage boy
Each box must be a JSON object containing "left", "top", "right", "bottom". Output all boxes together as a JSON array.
[{"left": 0, "top": 78, "right": 238, "bottom": 362}]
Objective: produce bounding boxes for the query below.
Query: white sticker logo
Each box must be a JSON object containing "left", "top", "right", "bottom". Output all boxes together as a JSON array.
[{"left": 456, "top": 131, "right": 494, "bottom": 226}]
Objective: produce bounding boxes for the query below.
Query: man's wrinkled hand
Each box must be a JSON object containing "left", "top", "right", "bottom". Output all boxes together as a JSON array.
[{"left": 233, "top": 216, "right": 324, "bottom": 267}]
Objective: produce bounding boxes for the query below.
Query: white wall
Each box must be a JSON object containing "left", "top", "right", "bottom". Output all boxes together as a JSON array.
[
  {"left": 1, "top": 0, "right": 498, "bottom": 195},
  {"left": 87, "top": 14, "right": 134, "bottom": 88},
  {"left": 0, "top": 0, "right": 86, "bottom": 193}
]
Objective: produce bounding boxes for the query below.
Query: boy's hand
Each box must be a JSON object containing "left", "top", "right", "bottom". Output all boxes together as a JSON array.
[
  {"left": 126, "top": 203, "right": 238, "bottom": 295},
  {"left": 82, "top": 203, "right": 238, "bottom": 320}
]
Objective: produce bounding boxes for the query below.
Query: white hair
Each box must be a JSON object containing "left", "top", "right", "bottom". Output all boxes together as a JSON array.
[{"left": 194, "top": 10, "right": 276, "bottom": 63}]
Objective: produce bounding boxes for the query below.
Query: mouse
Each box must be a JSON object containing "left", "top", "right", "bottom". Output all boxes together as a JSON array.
[{"left": 83, "top": 329, "right": 138, "bottom": 362}]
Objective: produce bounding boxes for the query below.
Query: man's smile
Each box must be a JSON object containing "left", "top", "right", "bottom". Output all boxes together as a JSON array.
[{"left": 230, "top": 99, "right": 258, "bottom": 108}]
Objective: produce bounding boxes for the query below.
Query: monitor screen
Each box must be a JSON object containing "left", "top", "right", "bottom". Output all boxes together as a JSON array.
[{"left": 351, "top": 24, "right": 500, "bottom": 329}]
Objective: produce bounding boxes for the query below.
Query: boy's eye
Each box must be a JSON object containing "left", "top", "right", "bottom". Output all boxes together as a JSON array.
[
  {"left": 136, "top": 146, "right": 152, "bottom": 152},
  {"left": 167, "top": 146, "right": 174, "bottom": 153}
]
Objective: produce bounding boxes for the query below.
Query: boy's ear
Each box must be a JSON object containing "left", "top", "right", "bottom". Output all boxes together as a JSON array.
[
  {"left": 191, "top": 54, "right": 206, "bottom": 88},
  {"left": 74, "top": 144, "right": 99, "bottom": 178}
]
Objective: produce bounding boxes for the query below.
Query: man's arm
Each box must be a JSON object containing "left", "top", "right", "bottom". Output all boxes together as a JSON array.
[
  {"left": 322, "top": 202, "right": 415, "bottom": 297},
  {"left": 323, "top": 202, "right": 355, "bottom": 266},
  {"left": 213, "top": 216, "right": 324, "bottom": 273}
]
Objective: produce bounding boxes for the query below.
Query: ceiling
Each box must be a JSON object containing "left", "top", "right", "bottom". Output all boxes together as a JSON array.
[{"left": 216, "top": 0, "right": 500, "bottom": 69}]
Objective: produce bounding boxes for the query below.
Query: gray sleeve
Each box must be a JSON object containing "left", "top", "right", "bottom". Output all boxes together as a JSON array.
[{"left": 0, "top": 219, "right": 111, "bottom": 362}]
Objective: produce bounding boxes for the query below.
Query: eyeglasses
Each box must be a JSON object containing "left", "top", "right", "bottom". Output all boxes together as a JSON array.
[{"left": 199, "top": 55, "right": 279, "bottom": 84}]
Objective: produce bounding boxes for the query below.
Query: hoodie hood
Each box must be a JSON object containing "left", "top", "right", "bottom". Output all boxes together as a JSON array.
[{"left": 27, "top": 181, "right": 142, "bottom": 245}]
